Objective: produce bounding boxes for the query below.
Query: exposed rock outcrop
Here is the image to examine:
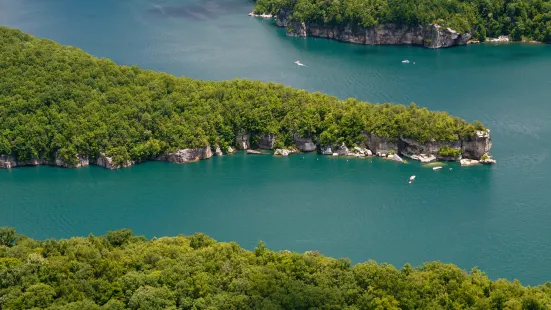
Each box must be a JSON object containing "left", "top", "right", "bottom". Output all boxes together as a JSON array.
[
  {"left": 399, "top": 137, "right": 462, "bottom": 161},
  {"left": 235, "top": 129, "right": 250, "bottom": 150},
  {"left": 214, "top": 146, "right": 224, "bottom": 156},
  {"left": 274, "top": 149, "right": 296, "bottom": 156},
  {"left": 460, "top": 159, "right": 479, "bottom": 166},
  {"left": 363, "top": 133, "right": 398, "bottom": 155},
  {"left": 156, "top": 146, "right": 213, "bottom": 164},
  {"left": 293, "top": 134, "right": 317, "bottom": 152},
  {"left": 462, "top": 130, "right": 492, "bottom": 160},
  {"left": 96, "top": 154, "right": 134, "bottom": 170},
  {"left": 256, "top": 133, "right": 276, "bottom": 149},
  {"left": 54, "top": 152, "right": 89, "bottom": 168},
  {"left": 276, "top": 10, "right": 471, "bottom": 49},
  {"left": 0, "top": 155, "right": 49, "bottom": 168},
  {"left": 391, "top": 154, "right": 404, "bottom": 163},
  {"left": 320, "top": 146, "right": 333, "bottom": 155}
]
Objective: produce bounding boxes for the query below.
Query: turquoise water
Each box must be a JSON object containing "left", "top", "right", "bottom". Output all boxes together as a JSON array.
[{"left": 1, "top": 0, "right": 551, "bottom": 285}]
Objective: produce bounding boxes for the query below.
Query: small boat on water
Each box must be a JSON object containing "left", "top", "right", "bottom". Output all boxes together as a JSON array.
[
  {"left": 409, "top": 175, "right": 416, "bottom": 181},
  {"left": 402, "top": 60, "right": 410, "bottom": 64},
  {"left": 295, "top": 60, "right": 306, "bottom": 67},
  {"left": 433, "top": 166, "right": 443, "bottom": 171}
]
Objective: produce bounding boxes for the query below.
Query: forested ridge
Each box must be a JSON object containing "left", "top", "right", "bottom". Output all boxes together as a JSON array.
[
  {"left": 253, "top": 0, "right": 551, "bottom": 42},
  {"left": 0, "top": 26, "right": 482, "bottom": 167},
  {"left": 0, "top": 227, "right": 550, "bottom": 309}
]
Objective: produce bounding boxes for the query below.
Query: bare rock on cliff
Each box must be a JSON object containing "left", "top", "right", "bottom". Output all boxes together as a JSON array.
[
  {"left": 337, "top": 144, "right": 351, "bottom": 156},
  {"left": 55, "top": 153, "right": 89, "bottom": 168},
  {"left": 392, "top": 154, "right": 404, "bottom": 163},
  {"left": 410, "top": 154, "right": 437, "bottom": 163},
  {"left": 480, "top": 153, "right": 497, "bottom": 165},
  {"left": 156, "top": 146, "right": 213, "bottom": 164},
  {"left": 460, "top": 158, "right": 479, "bottom": 166},
  {"left": 363, "top": 132, "right": 398, "bottom": 155},
  {"left": 320, "top": 146, "right": 333, "bottom": 155},
  {"left": 235, "top": 130, "right": 250, "bottom": 150},
  {"left": 294, "top": 134, "right": 317, "bottom": 152},
  {"left": 462, "top": 130, "right": 492, "bottom": 160},
  {"left": 0, "top": 155, "right": 17, "bottom": 168},
  {"left": 274, "top": 149, "right": 295, "bottom": 156},
  {"left": 214, "top": 146, "right": 223, "bottom": 156},
  {"left": 257, "top": 133, "right": 276, "bottom": 149},
  {"left": 424, "top": 24, "right": 471, "bottom": 48},
  {"left": 96, "top": 154, "right": 134, "bottom": 170},
  {"left": 0, "top": 155, "right": 49, "bottom": 168}
]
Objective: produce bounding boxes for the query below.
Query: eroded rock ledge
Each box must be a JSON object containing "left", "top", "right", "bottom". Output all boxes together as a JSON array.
[
  {"left": 0, "top": 129, "right": 495, "bottom": 170},
  {"left": 275, "top": 10, "right": 471, "bottom": 48}
]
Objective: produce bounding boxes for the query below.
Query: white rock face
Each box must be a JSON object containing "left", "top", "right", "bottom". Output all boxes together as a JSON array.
[
  {"left": 460, "top": 159, "right": 479, "bottom": 166},
  {"left": 274, "top": 149, "right": 295, "bottom": 156},
  {"left": 54, "top": 152, "right": 89, "bottom": 168},
  {"left": 410, "top": 154, "right": 437, "bottom": 163},
  {"left": 0, "top": 155, "right": 17, "bottom": 168},
  {"left": 214, "top": 146, "right": 223, "bottom": 156},
  {"left": 320, "top": 146, "right": 333, "bottom": 155},
  {"left": 156, "top": 146, "right": 213, "bottom": 164},
  {"left": 277, "top": 11, "right": 471, "bottom": 49},
  {"left": 96, "top": 154, "right": 134, "bottom": 170},
  {"left": 462, "top": 129, "right": 492, "bottom": 159},
  {"left": 392, "top": 154, "right": 404, "bottom": 163},
  {"left": 293, "top": 134, "right": 317, "bottom": 152},
  {"left": 235, "top": 129, "right": 250, "bottom": 150},
  {"left": 227, "top": 146, "right": 234, "bottom": 154},
  {"left": 336, "top": 144, "right": 351, "bottom": 156},
  {"left": 480, "top": 153, "right": 497, "bottom": 165},
  {"left": 257, "top": 133, "right": 276, "bottom": 149}
]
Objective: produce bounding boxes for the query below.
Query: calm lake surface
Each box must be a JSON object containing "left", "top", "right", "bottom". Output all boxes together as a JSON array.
[{"left": 1, "top": 0, "right": 551, "bottom": 285}]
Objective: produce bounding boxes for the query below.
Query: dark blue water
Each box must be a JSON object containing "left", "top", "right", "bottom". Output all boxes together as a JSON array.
[{"left": 1, "top": 0, "right": 551, "bottom": 285}]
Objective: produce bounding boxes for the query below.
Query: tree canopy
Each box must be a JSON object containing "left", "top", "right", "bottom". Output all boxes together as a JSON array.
[
  {"left": 254, "top": 0, "right": 551, "bottom": 42},
  {"left": 0, "top": 227, "right": 550, "bottom": 309},
  {"left": 0, "top": 26, "right": 481, "bottom": 166}
]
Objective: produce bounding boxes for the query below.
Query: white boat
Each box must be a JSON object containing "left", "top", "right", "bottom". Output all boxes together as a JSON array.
[
  {"left": 409, "top": 175, "right": 416, "bottom": 181},
  {"left": 402, "top": 60, "right": 410, "bottom": 64},
  {"left": 433, "top": 166, "right": 442, "bottom": 171},
  {"left": 294, "top": 60, "right": 306, "bottom": 67}
]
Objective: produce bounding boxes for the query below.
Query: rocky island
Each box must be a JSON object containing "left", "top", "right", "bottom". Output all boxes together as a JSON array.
[
  {"left": 253, "top": 0, "right": 551, "bottom": 48},
  {"left": 0, "top": 26, "right": 495, "bottom": 170}
]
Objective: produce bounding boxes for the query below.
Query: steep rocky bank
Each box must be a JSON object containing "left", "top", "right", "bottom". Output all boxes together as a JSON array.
[
  {"left": 0, "top": 129, "right": 494, "bottom": 170},
  {"left": 275, "top": 10, "right": 471, "bottom": 48}
]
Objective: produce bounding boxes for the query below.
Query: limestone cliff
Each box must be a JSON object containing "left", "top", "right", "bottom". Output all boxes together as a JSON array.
[
  {"left": 0, "top": 129, "right": 493, "bottom": 169},
  {"left": 156, "top": 146, "right": 213, "bottom": 164},
  {"left": 276, "top": 10, "right": 471, "bottom": 48}
]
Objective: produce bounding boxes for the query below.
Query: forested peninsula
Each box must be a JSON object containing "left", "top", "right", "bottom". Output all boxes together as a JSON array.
[
  {"left": 253, "top": 0, "right": 551, "bottom": 48},
  {"left": 0, "top": 227, "right": 550, "bottom": 309},
  {"left": 0, "top": 26, "right": 493, "bottom": 170}
]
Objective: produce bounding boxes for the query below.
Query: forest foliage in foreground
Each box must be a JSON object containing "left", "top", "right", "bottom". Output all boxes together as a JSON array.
[
  {"left": 254, "top": 0, "right": 551, "bottom": 42},
  {"left": 0, "top": 227, "right": 550, "bottom": 309},
  {"left": 0, "top": 26, "right": 483, "bottom": 166}
]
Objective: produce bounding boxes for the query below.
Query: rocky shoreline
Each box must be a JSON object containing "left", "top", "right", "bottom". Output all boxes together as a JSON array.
[
  {"left": 0, "top": 130, "right": 496, "bottom": 170},
  {"left": 272, "top": 10, "right": 471, "bottom": 49}
]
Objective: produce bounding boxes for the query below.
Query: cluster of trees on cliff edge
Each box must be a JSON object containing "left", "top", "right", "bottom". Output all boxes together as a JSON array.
[
  {"left": 0, "top": 26, "right": 484, "bottom": 167},
  {"left": 0, "top": 227, "right": 550, "bottom": 309},
  {"left": 253, "top": 0, "right": 551, "bottom": 42}
]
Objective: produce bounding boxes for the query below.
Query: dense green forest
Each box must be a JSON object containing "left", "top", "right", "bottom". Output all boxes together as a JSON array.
[
  {"left": 253, "top": 0, "right": 551, "bottom": 42},
  {"left": 0, "top": 26, "right": 482, "bottom": 166},
  {"left": 0, "top": 227, "right": 550, "bottom": 309}
]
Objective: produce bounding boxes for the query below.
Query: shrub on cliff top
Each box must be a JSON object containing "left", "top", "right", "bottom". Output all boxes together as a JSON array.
[{"left": 0, "top": 27, "right": 480, "bottom": 164}]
